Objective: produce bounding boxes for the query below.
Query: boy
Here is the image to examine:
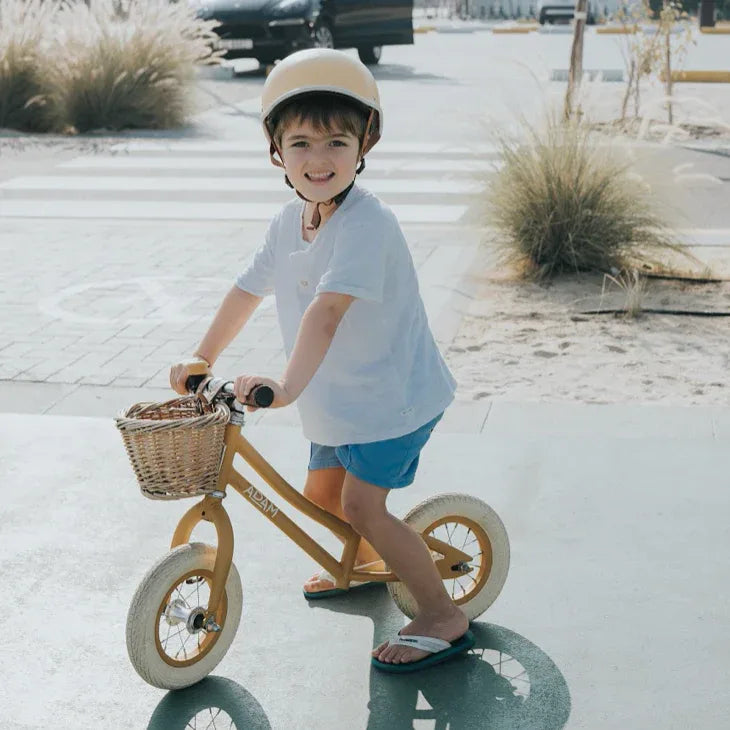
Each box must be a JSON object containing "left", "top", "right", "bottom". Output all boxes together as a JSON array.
[{"left": 170, "top": 48, "right": 472, "bottom": 672}]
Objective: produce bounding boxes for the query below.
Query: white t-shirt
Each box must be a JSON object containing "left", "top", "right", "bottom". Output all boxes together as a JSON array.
[{"left": 235, "top": 185, "right": 456, "bottom": 446}]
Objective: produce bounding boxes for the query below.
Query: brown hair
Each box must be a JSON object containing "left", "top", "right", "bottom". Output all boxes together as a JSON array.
[{"left": 269, "top": 92, "right": 369, "bottom": 148}]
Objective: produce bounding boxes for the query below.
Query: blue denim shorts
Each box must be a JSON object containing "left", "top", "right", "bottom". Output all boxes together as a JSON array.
[{"left": 308, "top": 412, "right": 444, "bottom": 489}]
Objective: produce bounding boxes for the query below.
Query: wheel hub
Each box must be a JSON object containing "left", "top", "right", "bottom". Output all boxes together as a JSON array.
[{"left": 164, "top": 599, "right": 207, "bottom": 634}]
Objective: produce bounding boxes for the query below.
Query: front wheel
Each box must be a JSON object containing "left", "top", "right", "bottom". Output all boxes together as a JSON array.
[
  {"left": 357, "top": 46, "right": 382, "bottom": 65},
  {"left": 126, "top": 542, "right": 243, "bottom": 690},
  {"left": 388, "top": 494, "right": 510, "bottom": 621}
]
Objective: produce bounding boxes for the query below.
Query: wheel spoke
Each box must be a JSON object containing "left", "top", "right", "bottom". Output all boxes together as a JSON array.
[
  {"left": 456, "top": 575, "right": 471, "bottom": 596},
  {"left": 446, "top": 522, "right": 457, "bottom": 544},
  {"left": 173, "top": 625, "right": 189, "bottom": 659},
  {"left": 163, "top": 622, "right": 172, "bottom": 650}
]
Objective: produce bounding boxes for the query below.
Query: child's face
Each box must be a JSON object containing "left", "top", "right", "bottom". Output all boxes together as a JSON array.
[{"left": 280, "top": 118, "right": 360, "bottom": 203}]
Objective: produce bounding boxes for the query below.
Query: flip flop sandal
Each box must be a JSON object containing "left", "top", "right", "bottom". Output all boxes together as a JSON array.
[
  {"left": 371, "top": 630, "right": 476, "bottom": 673},
  {"left": 302, "top": 560, "right": 383, "bottom": 600}
]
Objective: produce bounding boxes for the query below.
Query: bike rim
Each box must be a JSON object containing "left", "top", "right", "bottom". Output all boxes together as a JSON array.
[
  {"left": 155, "top": 568, "right": 228, "bottom": 668},
  {"left": 426, "top": 515, "right": 493, "bottom": 605}
]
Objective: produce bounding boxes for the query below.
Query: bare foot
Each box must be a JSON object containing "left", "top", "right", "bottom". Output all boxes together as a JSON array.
[
  {"left": 371, "top": 605, "right": 469, "bottom": 665},
  {"left": 303, "top": 558, "right": 382, "bottom": 594}
]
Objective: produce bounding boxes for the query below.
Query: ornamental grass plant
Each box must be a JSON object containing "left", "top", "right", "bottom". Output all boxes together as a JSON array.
[
  {"left": 0, "top": 0, "right": 221, "bottom": 133},
  {"left": 486, "top": 115, "right": 685, "bottom": 281},
  {"left": 48, "top": 0, "right": 221, "bottom": 132},
  {"left": 0, "top": 0, "right": 61, "bottom": 132}
]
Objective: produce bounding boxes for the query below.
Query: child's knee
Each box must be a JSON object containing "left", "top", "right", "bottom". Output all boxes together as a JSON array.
[{"left": 341, "top": 494, "right": 384, "bottom": 534}]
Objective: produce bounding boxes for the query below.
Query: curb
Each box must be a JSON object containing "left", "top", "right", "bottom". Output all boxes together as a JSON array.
[
  {"left": 551, "top": 68, "right": 624, "bottom": 82},
  {"left": 700, "top": 25, "right": 730, "bottom": 33},
  {"left": 670, "top": 70, "right": 730, "bottom": 82},
  {"left": 414, "top": 26, "right": 436, "bottom": 33},
  {"left": 492, "top": 25, "right": 537, "bottom": 33},
  {"left": 596, "top": 25, "right": 638, "bottom": 34}
]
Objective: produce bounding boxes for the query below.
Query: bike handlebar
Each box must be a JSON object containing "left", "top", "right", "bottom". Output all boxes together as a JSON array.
[{"left": 185, "top": 375, "right": 274, "bottom": 408}]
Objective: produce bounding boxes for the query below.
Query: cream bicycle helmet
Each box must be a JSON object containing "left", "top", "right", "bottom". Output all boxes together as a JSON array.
[{"left": 261, "top": 48, "right": 383, "bottom": 229}]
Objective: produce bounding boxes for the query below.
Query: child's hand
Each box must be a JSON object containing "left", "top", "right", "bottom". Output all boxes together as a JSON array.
[
  {"left": 233, "top": 374, "right": 293, "bottom": 411},
  {"left": 169, "top": 357, "right": 211, "bottom": 396}
]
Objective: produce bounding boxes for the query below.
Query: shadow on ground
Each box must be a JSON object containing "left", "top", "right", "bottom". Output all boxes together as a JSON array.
[
  {"left": 367, "top": 621, "right": 571, "bottom": 729},
  {"left": 328, "top": 587, "right": 572, "bottom": 730},
  {"left": 146, "top": 586, "right": 570, "bottom": 729},
  {"left": 370, "top": 62, "right": 454, "bottom": 84},
  {"left": 147, "top": 676, "right": 271, "bottom": 729}
]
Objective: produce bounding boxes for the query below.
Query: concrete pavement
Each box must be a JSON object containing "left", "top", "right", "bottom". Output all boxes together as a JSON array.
[{"left": 1, "top": 402, "right": 728, "bottom": 729}]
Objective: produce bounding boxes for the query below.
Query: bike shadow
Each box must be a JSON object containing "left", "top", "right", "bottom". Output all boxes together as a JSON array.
[
  {"left": 145, "top": 588, "right": 570, "bottom": 729},
  {"left": 312, "top": 586, "right": 572, "bottom": 729},
  {"left": 146, "top": 676, "right": 271, "bottom": 730}
]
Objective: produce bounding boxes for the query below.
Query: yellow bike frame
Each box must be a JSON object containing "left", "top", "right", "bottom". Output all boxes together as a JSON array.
[{"left": 170, "top": 424, "right": 473, "bottom": 619}]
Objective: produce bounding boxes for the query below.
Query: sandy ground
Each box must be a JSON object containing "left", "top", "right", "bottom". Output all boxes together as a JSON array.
[{"left": 444, "top": 247, "right": 730, "bottom": 405}]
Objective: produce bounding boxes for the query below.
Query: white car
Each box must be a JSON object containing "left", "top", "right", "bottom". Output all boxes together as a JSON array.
[{"left": 536, "top": 0, "right": 598, "bottom": 25}]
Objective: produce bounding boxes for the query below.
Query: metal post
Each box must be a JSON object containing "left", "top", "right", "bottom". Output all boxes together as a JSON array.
[{"left": 564, "top": 0, "right": 588, "bottom": 121}]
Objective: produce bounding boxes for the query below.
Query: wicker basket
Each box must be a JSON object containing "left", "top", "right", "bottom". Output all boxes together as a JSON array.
[{"left": 115, "top": 396, "right": 230, "bottom": 500}]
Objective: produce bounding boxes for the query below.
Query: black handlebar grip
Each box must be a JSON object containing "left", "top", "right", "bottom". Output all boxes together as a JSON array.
[
  {"left": 185, "top": 374, "right": 207, "bottom": 393},
  {"left": 250, "top": 384, "right": 274, "bottom": 408}
]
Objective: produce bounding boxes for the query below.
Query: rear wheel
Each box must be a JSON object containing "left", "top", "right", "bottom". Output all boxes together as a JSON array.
[
  {"left": 388, "top": 494, "right": 510, "bottom": 621},
  {"left": 357, "top": 46, "right": 382, "bottom": 65}
]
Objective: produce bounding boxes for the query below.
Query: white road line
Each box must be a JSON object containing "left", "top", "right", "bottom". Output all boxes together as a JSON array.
[
  {"left": 0, "top": 175, "right": 483, "bottom": 195},
  {"left": 109, "top": 140, "right": 501, "bottom": 156},
  {"left": 675, "top": 229, "right": 730, "bottom": 247},
  {"left": 59, "top": 155, "right": 500, "bottom": 173},
  {"left": 0, "top": 200, "right": 467, "bottom": 223}
]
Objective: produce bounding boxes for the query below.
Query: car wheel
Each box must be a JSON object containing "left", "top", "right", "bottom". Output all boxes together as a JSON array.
[
  {"left": 312, "top": 20, "right": 334, "bottom": 49},
  {"left": 357, "top": 46, "right": 382, "bottom": 65}
]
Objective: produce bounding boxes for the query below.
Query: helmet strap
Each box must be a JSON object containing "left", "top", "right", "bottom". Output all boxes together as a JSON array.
[
  {"left": 359, "top": 109, "right": 376, "bottom": 159},
  {"left": 301, "top": 180, "right": 356, "bottom": 231},
  {"left": 269, "top": 142, "right": 285, "bottom": 169}
]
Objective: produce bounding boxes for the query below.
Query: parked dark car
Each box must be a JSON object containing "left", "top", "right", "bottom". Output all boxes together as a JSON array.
[{"left": 190, "top": 0, "right": 414, "bottom": 66}]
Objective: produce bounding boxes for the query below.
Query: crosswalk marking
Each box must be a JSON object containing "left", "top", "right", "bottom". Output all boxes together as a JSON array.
[
  {"left": 0, "top": 200, "right": 467, "bottom": 223},
  {"left": 0, "top": 138, "right": 499, "bottom": 223},
  {"left": 0, "top": 175, "right": 482, "bottom": 195},
  {"left": 109, "top": 140, "right": 501, "bottom": 155},
  {"left": 58, "top": 155, "right": 498, "bottom": 173},
  {"left": 675, "top": 229, "right": 730, "bottom": 247}
]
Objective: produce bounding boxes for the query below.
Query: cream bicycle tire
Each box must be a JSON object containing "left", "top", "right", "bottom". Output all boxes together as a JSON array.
[
  {"left": 126, "top": 542, "right": 243, "bottom": 690},
  {"left": 388, "top": 493, "right": 510, "bottom": 621}
]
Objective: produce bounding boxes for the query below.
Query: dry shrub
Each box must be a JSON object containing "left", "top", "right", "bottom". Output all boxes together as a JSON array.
[
  {"left": 602, "top": 269, "right": 647, "bottom": 318},
  {"left": 486, "top": 115, "right": 686, "bottom": 281},
  {"left": 0, "top": 0, "right": 62, "bottom": 132},
  {"left": 48, "top": 0, "right": 221, "bottom": 132}
]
